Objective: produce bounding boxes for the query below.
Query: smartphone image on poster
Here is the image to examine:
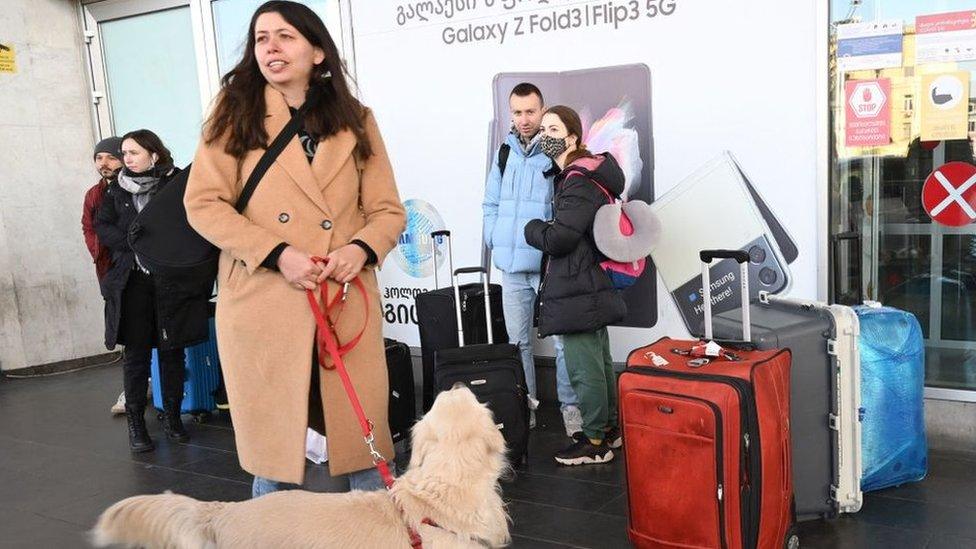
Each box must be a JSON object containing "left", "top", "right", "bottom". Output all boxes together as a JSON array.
[
  {"left": 488, "top": 64, "right": 657, "bottom": 328},
  {"left": 731, "top": 155, "right": 799, "bottom": 265},
  {"left": 648, "top": 151, "right": 792, "bottom": 334}
]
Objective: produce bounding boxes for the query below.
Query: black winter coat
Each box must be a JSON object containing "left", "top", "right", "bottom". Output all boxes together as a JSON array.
[
  {"left": 94, "top": 167, "right": 210, "bottom": 351},
  {"left": 525, "top": 153, "right": 627, "bottom": 336}
]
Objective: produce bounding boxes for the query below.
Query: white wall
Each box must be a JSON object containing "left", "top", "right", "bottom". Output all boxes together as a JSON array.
[{"left": 0, "top": 0, "right": 107, "bottom": 371}]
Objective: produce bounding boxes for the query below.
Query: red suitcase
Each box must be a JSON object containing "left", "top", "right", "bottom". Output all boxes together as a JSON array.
[{"left": 620, "top": 250, "right": 797, "bottom": 549}]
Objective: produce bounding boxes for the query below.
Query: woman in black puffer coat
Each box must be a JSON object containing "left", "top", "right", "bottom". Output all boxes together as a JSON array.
[
  {"left": 524, "top": 105, "right": 626, "bottom": 467},
  {"left": 95, "top": 129, "right": 209, "bottom": 453}
]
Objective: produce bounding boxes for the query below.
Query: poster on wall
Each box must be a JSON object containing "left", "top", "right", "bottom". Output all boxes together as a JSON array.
[
  {"left": 920, "top": 71, "right": 970, "bottom": 141},
  {"left": 836, "top": 20, "right": 903, "bottom": 72},
  {"left": 489, "top": 65, "right": 656, "bottom": 328},
  {"left": 916, "top": 11, "right": 976, "bottom": 65},
  {"left": 0, "top": 43, "right": 17, "bottom": 73},
  {"left": 844, "top": 78, "right": 892, "bottom": 148},
  {"left": 352, "top": 1, "right": 820, "bottom": 358}
]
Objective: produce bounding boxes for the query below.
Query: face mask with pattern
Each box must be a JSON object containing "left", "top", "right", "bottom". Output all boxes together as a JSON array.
[{"left": 539, "top": 134, "right": 568, "bottom": 159}]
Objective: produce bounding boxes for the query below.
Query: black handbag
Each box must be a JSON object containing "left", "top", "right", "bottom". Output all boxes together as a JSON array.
[{"left": 128, "top": 103, "right": 310, "bottom": 282}]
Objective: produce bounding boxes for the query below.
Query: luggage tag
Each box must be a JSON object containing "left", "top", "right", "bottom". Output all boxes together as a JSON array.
[
  {"left": 667, "top": 348, "right": 712, "bottom": 368},
  {"left": 691, "top": 341, "right": 723, "bottom": 357},
  {"left": 643, "top": 350, "right": 670, "bottom": 367},
  {"left": 672, "top": 342, "right": 742, "bottom": 365},
  {"left": 671, "top": 340, "right": 721, "bottom": 358}
]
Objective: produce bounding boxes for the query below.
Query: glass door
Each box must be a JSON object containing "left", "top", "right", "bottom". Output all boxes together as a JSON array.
[
  {"left": 830, "top": 0, "right": 976, "bottom": 395},
  {"left": 99, "top": 6, "right": 203, "bottom": 166}
]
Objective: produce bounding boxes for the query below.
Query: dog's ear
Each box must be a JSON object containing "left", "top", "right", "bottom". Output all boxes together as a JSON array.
[{"left": 484, "top": 420, "right": 507, "bottom": 457}]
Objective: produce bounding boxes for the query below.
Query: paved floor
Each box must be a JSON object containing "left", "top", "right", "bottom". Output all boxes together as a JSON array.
[{"left": 1, "top": 363, "right": 974, "bottom": 548}]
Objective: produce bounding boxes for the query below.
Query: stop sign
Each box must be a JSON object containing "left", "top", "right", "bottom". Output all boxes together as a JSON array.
[{"left": 848, "top": 82, "right": 886, "bottom": 118}]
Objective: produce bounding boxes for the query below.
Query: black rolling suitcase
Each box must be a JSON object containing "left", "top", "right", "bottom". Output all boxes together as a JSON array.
[
  {"left": 415, "top": 230, "right": 508, "bottom": 411},
  {"left": 384, "top": 338, "right": 416, "bottom": 444},
  {"left": 433, "top": 267, "right": 529, "bottom": 465}
]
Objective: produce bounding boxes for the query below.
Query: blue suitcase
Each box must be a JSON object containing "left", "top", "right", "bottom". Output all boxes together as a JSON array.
[
  {"left": 855, "top": 303, "right": 928, "bottom": 491},
  {"left": 151, "top": 316, "right": 221, "bottom": 417}
]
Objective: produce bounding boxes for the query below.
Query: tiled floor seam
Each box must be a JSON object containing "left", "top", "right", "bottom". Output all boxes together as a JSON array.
[
  {"left": 512, "top": 469, "right": 623, "bottom": 488},
  {"left": 507, "top": 496, "right": 628, "bottom": 520},
  {"left": 512, "top": 533, "right": 591, "bottom": 548}
]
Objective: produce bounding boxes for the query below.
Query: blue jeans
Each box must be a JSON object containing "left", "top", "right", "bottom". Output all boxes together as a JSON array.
[
  {"left": 251, "top": 464, "right": 389, "bottom": 498},
  {"left": 501, "top": 272, "right": 578, "bottom": 409}
]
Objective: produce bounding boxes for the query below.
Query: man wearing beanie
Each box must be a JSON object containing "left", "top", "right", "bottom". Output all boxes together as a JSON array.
[
  {"left": 84, "top": 136, "right": 123, "bottom": 280},
  {"left": 83, "top": 136, "right": 126, "bottom": 414}
]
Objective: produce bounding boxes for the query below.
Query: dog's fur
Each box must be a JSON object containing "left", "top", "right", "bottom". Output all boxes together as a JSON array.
[{"left": 91, "top": 386, "right": 510, "bottom": 548}]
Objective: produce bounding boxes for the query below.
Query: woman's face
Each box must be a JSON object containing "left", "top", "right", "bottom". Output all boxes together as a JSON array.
[
  {"left": 254, "top": 11, "right": 325, "bottom": 90},
  {"left": 541, "top": 113, "right": 576, "bottom": 149},
  {"left": 121, "top": 138, "right": 154, "bottom": 173}
]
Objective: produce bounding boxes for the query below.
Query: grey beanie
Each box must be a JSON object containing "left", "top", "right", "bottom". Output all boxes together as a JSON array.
[{"left": 93, "top": 136, "right": 122, "bottom": 160}]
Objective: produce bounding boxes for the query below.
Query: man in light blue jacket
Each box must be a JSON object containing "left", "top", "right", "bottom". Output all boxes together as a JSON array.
[{"left": 483, "top": 83, "right": 581, "bottom": 435}]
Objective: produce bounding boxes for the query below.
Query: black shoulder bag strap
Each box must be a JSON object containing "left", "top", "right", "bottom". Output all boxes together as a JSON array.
[
  {"left": 498, "top": 143, "right": 511, "bottom": 177},
  {"left": 234, "top": 101, "right": 312, "bottom": 213}
]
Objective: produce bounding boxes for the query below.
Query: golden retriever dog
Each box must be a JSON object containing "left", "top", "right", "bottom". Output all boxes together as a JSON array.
[{"left": 91, "top": 385, "right": 510, "bottom": 548}]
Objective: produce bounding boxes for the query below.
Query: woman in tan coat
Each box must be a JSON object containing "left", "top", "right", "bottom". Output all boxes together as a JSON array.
[{"left": 185, "top": 0, "right": 405, "bottom": 497}]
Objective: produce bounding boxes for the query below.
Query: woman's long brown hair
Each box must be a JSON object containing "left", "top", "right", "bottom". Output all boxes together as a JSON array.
[
  {"left": 204, "top": 1, "right": 372, "bottom": 160},
  {"left": 544, "top": 105, "right": 592, "bottom": 166}
]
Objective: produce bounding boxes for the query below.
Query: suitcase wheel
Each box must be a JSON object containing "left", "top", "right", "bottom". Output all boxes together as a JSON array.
[
  {"left": 191, "top": 412, "right": 212, "bottom": 424},
  {"left": 784, "top": 526, "right": 800, "bottom": 549}
]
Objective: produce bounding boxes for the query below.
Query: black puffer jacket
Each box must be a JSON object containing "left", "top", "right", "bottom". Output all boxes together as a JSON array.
[
  {"left": 94, "top": 167, "right": 211, "bottom": 351},
  {"left": 524, "top": 153, "right": 627, "bottom": 336}
]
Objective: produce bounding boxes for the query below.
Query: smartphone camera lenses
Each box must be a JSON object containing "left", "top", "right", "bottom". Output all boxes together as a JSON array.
[
  {"left": 759, "top": 267, "right": 778, "bottom": 286},
  {"left": 748, "top": 245, "right": 766, "bottom": 264}
]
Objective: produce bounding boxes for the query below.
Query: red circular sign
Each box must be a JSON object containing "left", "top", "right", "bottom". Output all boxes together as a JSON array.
[{"left": 922, "top": 162, "right": 976, "bottom": 227}]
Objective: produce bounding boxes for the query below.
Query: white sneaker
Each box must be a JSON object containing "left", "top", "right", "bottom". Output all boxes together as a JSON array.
[
  {"left": 562, "top": 405, "right": 583, "bottom": 438},
  {"left": 527, "top": 396, "right": 539, "bottom": 429},
  {"left": 111, "top": 391, "right": 126, "bottom": 415}
]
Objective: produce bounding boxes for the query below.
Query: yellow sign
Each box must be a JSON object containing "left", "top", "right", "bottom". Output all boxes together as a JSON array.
[
  {"left": 921, "top": 71, "right": 970, "bottom": 141},
  {"left": 0, "top": 44, "right": 16, "bottom": 73}
]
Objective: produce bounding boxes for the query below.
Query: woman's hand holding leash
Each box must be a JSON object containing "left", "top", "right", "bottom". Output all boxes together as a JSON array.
[
  {"left": 318, "top": 244, "right": 367, "bottom": 284},
  {"left": 277, "top": 246, "right": 323, "bottom": 290}
]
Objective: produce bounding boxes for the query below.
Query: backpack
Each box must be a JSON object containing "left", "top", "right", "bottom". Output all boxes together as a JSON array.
[
  {"left": 128, "top": 102, "right": 311, "bottom": 284},
  {"left": 565, "top": 169, "right": 658, "bottom": 290}
]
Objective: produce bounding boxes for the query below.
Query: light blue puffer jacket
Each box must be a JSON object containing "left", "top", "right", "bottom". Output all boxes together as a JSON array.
[{"left": 482, "top": 132, "right": 555, "bottom": 274}]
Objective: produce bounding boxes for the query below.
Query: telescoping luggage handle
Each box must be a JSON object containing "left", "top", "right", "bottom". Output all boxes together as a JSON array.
[
  {"left": 700, "top": 249, "right": 751, "bottom": 342},
  {"left": 452, "top": 266, "right": 494, "bottom": 347},
  {"left": 430, "top": 230, "right": 453, "bottom": 289}
]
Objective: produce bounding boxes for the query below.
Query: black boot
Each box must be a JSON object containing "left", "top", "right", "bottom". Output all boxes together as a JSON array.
[
  {"left": 125, "top": 404, "right": 154, "bottom": 453},
  {"left": 162, "top": 400, "right": 190, "bottom": 442}
]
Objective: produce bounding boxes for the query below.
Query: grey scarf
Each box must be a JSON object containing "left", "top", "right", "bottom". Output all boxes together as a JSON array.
[{"left": 117, "top": 165, "right": 169, "bottom": 212}]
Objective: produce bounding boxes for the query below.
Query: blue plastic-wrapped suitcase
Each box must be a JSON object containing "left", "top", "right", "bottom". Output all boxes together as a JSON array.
[
  {"left": 855, "top": 303, "right": 927, "bottom": 491},
  {"left": 151, "top": 316, "right": 221, "bottom": 416}
]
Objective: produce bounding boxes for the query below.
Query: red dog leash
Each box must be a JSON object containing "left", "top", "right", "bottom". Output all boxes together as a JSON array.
[{"left": 305, "top": 258, "right": 425, "bottom": 549}]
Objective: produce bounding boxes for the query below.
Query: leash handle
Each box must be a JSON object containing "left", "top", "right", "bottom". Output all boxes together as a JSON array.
[{"left": 307, "top": 258, "right": 369, "bottom": 367}]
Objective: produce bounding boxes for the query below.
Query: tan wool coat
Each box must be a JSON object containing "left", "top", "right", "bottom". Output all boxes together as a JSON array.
[{"left": 185, "top": 86, "right": 406, "bottom": 483}]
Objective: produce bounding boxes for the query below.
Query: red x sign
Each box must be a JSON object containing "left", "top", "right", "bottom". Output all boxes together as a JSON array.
[{"left": 922, "top": 162, "right": 976, "bottom": 227}]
